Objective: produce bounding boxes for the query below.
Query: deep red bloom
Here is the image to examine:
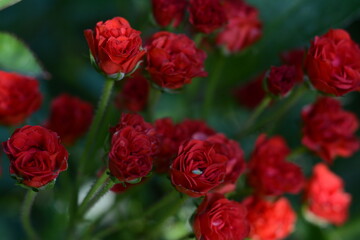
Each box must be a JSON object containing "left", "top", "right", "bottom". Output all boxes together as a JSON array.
[
  {"left": 267, "top": 65, "right": 301, "bottom": 96},
  {"left": 281, "top": 49, "right": 305, "bottom": 68},
  {"left": 45, "top": 94, "right": 93, "bottom": 145},
  {"left": 193, "top": 193, "right": 249, "bottom": 240},
  {"left": 115, "top": 72, "right": 149, "bottom": 112},
  {"left": 189, "top": 0, "right": 227, "bottom": 34},
  {"left": 146, "top": 31, "right": 207, "bottom": 89},
  {"left": 2, "top": 125, "right": 68, "bottom": 189},
  {"left": 248, "top": 134, "right": 305, "bottom": 196},
  {"left": 0, "top": 71, "right": 42, "bottom": 126},
  {"left": 305, "top": 29, "right": 360, "bottom": 96},
  {"left": 234, "top": 73, "right": 266, "bottom": 109},
  {"left": 302, "top": 97, "right": 359, "bottom": 163},
  {"left": 244, "top": 196, "right": 296, "bottom": 240},
  {"left": 170, "top": 139, "right": 227, "bottom": 197},
  {"left": 217, "top": 0, "right": 262, "bottom": 53},
  {"left": 304, "top": 163, "right": 351, "bottom": 226},
  {"left": 84, "top": 17, "right": 146, "bottom": 76},
  {"left": 207, "top": 134, "right": 246, "bottom": 194},
  {"left": 177, "top": 119, "right": 216, "bottom": 140},
  {"left": 151, "top": 0, "right": 187, "bottom": 27}
]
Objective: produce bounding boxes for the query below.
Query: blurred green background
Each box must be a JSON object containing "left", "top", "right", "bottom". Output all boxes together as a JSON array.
[{"left": 1, "top": 0, "right": 360, "bottom": 239}]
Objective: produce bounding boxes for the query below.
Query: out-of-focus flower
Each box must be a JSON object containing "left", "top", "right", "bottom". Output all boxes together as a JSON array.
[{"left": 151, "top": 0, "right": 187, "bottom": 27}]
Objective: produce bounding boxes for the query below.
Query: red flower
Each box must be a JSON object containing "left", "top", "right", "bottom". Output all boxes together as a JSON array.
[
  {"left": 84, "top": 17, "right": 146, "bottom": 76},
  {"left": 0, "top": 71, "right": 42, "bottom": 126},
  {"left": 177, "top": 119, "right": 216, "bottom": 140},
  {"left": 244, "top": 196, "right": 296, "bottom": 240},
  {"left": 305, "top": 29, "right": 360, "bottom": 96},
  {"left": 267, "top": 65, "right": 301, "bottom": 96},
  {"left": 170, "top": 139, "right": 227, "bottom": 197},
  {"left": 302, "top": 97, "right": 359, "bottom": 163},
  {"left": 217, "top": 0, "right": 262, "bottom": 53},
  {"left": 234, "top": 73, "right": 266, "bottom": 109},
  {"left": 115, "top": 72, "right": 149, "bottom": 112},
  {"left": 193, "top": 193, "right": 249, "bottom": 240},
  {"left": 248, "top": 134, "right": 305, "bottom": 196},
  {"left": 151, "top": 0, "right": 187, "bottom": 27},
  {"left": 146, "top": 31, "right": 207, "bottom": 89},
  {"left": 304, "top": 163, "right": 351, "bottom": 226},
  {"left": 189, "top": 0, "right": 227, "bottom": 34},
  {"left": 45, "top": 94, "right": 93, "bottom": 145},
  {"left": 281, "top": 49, "right": 305, "bottom": 68},
  {"left": 207, "top": 134, "right": 246, "bottom": 194},
  {"left": 2, "top": 125, "right": 68, "bottom": 189}
]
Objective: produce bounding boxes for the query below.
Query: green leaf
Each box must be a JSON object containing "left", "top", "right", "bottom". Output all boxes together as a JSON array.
[
  {"left": 0, "top": 0, "right": 21, "bottom": 10},
  {"left": 0, "top": 32, "right": 47, "bottom": 78}
]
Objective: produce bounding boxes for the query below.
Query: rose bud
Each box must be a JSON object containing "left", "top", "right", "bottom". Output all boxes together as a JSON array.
[
  {"left": 115, "top": 72, "right": 149, "bottom": 112},
  {"left": 248, "top": 134, "right": 305, "bottom": 196},
  {"left": 0, "top": 71, "right": 42, "bottom": 126},
  {"left": 234, "top": 73, "right": 266, "bottom": 109},
  {"left": 305, "top": 29, "right": 360, "bottom": 96},
  {"left": 170, "top": 139, "right": 227, "bottom": 197},
  {"left": 151, "top": 0, "right": 187, "bottom": 28},
  {"left": 2, "top": 125, "right": 68, "bottom": 189},
  {"left": 304, "top": 163, "right": 351, "bottom": 226},
  {"left": 146, "top": 31, "right": 207, "bottom": 89},
  {"left": 302, "top": 97, "right": 359, "bottom": 164},
  {"left": 207, "top": 133, "right": 246, "bottom": 194},
  {"left": 193, "top": 193, "right": 249, "bottom": 240},
  {"left": 267, "top": 65, "right": 302, "bottom": 96},
  {"left": 84, "top": 17, "right": 146, "bottom": 79},
  {"left": 216, "top": 0, "right": 262, "bottom": 53},
  {"left": 45, "top": 94, "right": 93, "bottom": 145},
  {"left": 244, "top": 196, "right": 296, "bottom": 240}
]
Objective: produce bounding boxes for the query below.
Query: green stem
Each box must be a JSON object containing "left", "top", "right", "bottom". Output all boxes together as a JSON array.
[
  {"left": 194, "top": 33, "right": 203, "bottom": 47},
  {"left": 21, "top": 190, "right": 39, "bottom": 240},
  {"left": 287, "top": 146, "right": 308, "bottom": 161},
  {"left": 243, "top": 95, "right": 272, "bottom": 131},
  {"left": 147, "top": 87, "right": 162, "bottom": 121},
  {"left": 202, "top": 54, "right": 225, "bottom": 119}
]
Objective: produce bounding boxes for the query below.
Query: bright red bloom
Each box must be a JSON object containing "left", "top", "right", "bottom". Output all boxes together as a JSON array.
[
  {"left": 304, "top": 163, "right": 351, "bottom": 226},
  {"left": 244, "top": 196, "right": 296, "bottom": 240},
  {"left": 302, "top": 97, "right": 359, "bottom": 163},
  {"left": 217, "top": 0, "right": 262, "bottom": 53},
  {"left": 0, "top": 71, "right": 42, "bottom": 126},
  {"left": 84, "top": 17, "right": 146, "bottom": 76},
  {"left": 305, "top": 29, "right": 360, "bottom": 96},
  {"left": 151, "top": 0, "right": 187, "bottom": 27},
  {"left": 146, "top": 31, "right": 207, "bottom": 89},
  {"left": 170, "top": 139, "right": 227, "bottom": 197},
  {"left": 234, "top": 73, "right": 266, "bottom": 109},
  {"left": 2, "top": 125, "right": 68, "bottom": 189},
  {"left": 189, "top": 0, "right": 227, "bottom": 34},
  {"left": 248, "top": 134, "right": 305, "bottom": 196},
  {"left": 207, "top": 134, "right": 246, "bottom": 194},
  {"left": 45, "top": 94, "right": 93, "bottom": 145},
  {"left": 115, "top": 72, "right": 149, "bottom": 112},
  {"left": 193, "top": 193, "right": 249, "bottom": 240},
  {"left": 267, "top": 65, "right": 301, "bottom": 96}
]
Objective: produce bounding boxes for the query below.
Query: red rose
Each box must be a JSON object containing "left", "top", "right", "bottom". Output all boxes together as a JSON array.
[
  {"left": 281, "top": 49, "right": 305, "bottom": 68},
  {"left": 177, "top": 119, "right": 216, "bottom": 140},
  {"left": 170, "top": 139, "right": 227, "bottom": 197},
  {"left": 301, "top": 97, "right": 359, "bottom": 163},
  {"left": 189, "top": 0, "right": 227, "bottom": 34},
  {"left": 115, "top": 72, "right": 149, "bottom": 112},
  {"left": 146, "top": 31, "right": 207, "bottom": 89},
  {"left": 2, "top": 125, "right": 68, "bottom": 189},
  {"left": 267, "top": 65, "right": 301, "bottom": 96},
  {"left": 207, "top": 133, "right": 246, "bottom": 194},
  {"left": 234, "top": 73, "right": 266, "bottom": 109},
  {"left": 84, "top": 17, "right": 146, "bottom": 76},
  {"left": 0, "top": 71, "right": 42, "bottom": 126},
  {"left": 45, "top": 94, "right": 93, "bottom": 145},
  {"left": 305, "top": 29, "right": 360, "bottom": 96},
  {"left": 193, "top": 193, "right": 249, "bottom": 240},
  {"left": 304, "top": 163, "right": 351, "bottom": 226},
  {"left": 151, "top": 0, "right": 187, "bottom": 27},
  {"left": 244, "top": 196, "right": 296, "bottom": 240},
  {"left": 109, "top": 126, "right": 153, "bottom": 182},
  {"left": 248, "top": 134, "right": 305, "bottom": 196},
  {"left": 216, "top": 0, "right": 262, "bottom": 53}
]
